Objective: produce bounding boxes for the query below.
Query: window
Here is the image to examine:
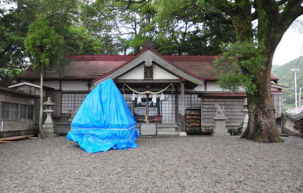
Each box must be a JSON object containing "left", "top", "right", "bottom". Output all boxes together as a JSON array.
[
  {"left": 20, "top": 104, "right": 27, "bottom": 119},
  {"left": 2, "top": 103, "right": 10, "bottom": 120},
  {"left": 1, "top": 103, "right": 18, "bottom": 120},
  {"left": 61, "top": 93, "right": 87, "bottom": 114},
  {"left": 10, "top": 103, "right": 18, "bottom": 120},
  {"left": 28, "top": 105, "right": 34, "bottom": 120},
  {"left": 1, "top": 103, "right": 34, "bottom": 120}
]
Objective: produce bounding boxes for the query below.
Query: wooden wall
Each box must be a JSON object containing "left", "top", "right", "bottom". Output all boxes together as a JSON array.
[{"left": 201, "top": 97, "right": 245, "bottom": 130}]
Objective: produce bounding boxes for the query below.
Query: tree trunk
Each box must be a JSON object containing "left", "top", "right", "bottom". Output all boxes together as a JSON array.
[
  {"left": 39, "top": 68, "right": 45, "bottom": 138},
  {"left": 241, "top": 53, "right": 282, "bottom": 142}
]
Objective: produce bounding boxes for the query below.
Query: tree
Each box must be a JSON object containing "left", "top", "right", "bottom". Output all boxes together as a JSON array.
[
  {"left": 24, "top": 0, "right": 101, "bottom": 137},
  {"left": 102, "top": 0, "right": 235, "bottom": 55},
  {"left": 0, "top": 0, "right": 38, "bottom": 80},
  {"left": 25, "top": 17, "right": 64, "bottom": 137},
  {"left": 156, "top": 0, "right": 303, "bottom": 142}
]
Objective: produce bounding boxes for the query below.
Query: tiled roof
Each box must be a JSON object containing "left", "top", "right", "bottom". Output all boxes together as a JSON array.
[{"left": 19, "top": 50, "right": 279, "bottom": 81}]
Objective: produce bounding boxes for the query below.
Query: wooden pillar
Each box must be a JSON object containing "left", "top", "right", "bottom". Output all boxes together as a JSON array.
[
  {"left": 174, "top": 84, "right": 179, "bottom": 125},
  {"left": 180, "top": 82, "right": 185, "bottom": 131},
  {"left": 180, "top": 82, "right": 185, "bottom": 115},
  {"left": 58, "top": 80, "right": 62, "bottom": 117},
  {"left": 0, "top": 102, "right": 2, "bottom": 121}
]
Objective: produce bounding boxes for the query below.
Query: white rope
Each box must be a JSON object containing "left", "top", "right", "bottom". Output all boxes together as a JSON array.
[{"left": 124, "top": 83, "right": 172, "bottom": 95}]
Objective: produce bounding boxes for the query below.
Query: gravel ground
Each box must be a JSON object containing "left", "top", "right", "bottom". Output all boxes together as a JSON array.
[{"left": 1, "top": 136, "right": 303, "bottom": 193}]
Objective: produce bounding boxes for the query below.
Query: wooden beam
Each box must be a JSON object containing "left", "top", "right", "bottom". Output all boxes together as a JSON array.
[
  {"left": 115, "top": 79, "right": 182, "bottom": 84},
  {"left": 0, "top": 135, "right": 34, "bottom": 143}
]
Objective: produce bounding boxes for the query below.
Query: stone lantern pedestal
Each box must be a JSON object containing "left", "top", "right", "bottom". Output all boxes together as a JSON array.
[
  {"left": 214, "top": 104, "right": 227, "bottom": 136},
  {"left": 43, "top": 97, "right": 55, "bottom": 137}
]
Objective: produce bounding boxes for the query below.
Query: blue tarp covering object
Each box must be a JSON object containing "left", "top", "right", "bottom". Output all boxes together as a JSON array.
[{"left": 67, "top": 79, "right": 139, "bottom": 153}]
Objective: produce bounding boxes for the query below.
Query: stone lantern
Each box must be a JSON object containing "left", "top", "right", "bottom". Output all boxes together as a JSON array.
[
  {"left": 214, "top": 104, "right": 227, "bottom": 136},
  {"left": 241, "top": 98, "right": 249, "bottom": 134},
  {"left": 43, "top": 97, "right": 55, "bottom": 137}
]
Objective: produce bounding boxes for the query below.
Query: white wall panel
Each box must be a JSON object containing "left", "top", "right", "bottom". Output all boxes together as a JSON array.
[
  {"left": 153, "top": 65, "right": 178, "bottom": 79},
  {"left": 62, "top": 81, "right": 90, "bottom": 91},
  {"left": 118, "top": 65, "right": 144, "bottom": 79}
]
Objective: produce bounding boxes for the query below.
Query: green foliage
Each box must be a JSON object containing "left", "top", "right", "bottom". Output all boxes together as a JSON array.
[
  {"left": 214, "top": 41, "right": 266, "bottom": 94},
  {"left": 0, "top": 67, "right": 23, "bottom": 80},
  {"left": 0, "top": 0, "right": 38, "bottom": 79},
  {"left": 153, "top": 0, "right": 235, "bottom": 55},
  {"left": 65, "top": 26, "right": 102, "bottom": 55},
  {"left": 24, "top": 17, "right": 64, "bottom": 69}
]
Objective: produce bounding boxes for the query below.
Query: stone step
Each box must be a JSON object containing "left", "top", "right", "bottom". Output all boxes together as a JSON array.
[
  {"left": 157, "top": 128, "right": 176, "bottom": 133},
  {"left": 157, "top": 131, "right": 179, "bottom": 136},
  {"left": 157, "top": 124, "right": 178, "bottom": 128}
]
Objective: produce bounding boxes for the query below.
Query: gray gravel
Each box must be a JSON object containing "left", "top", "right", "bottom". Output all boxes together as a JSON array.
[{"left": 1, "top": 136, "right": 303, "bottom": 193}]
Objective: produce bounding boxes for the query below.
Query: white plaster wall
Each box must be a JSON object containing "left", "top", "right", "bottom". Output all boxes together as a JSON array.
[
  {"left": 206, "top": 82, "right": 225, "bottom": 91},
  {"left": 119, "top": 65, "right": 144, "bottom": 79},
  {"left": 118, "top": 64, "right": 179, "bottom": 80},
  {"left": 33, "top": 80, "right": 90, "bottom": 91},
  {"left": 153, "top": 65, "right": 178, "bottom": 80},
  {"left": 193, "top": 83, "right": 205, "bottom": 91},
  {"left": 62, "top": 81, "right": 89, "bottom": 91},
  {"left": 206, "top": 81, "right": 245, "bottom": 92}
]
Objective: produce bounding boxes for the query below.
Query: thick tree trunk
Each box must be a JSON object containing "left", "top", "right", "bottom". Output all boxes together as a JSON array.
[
  {"left": 241, "top": 53, "right": 282, "bottom": 142},
  {"left": 228, "top": 2, "right": 284, "bottom": 142}
]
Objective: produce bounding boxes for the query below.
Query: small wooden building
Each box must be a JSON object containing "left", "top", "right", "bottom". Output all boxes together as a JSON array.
[
  {"left": 18, "top": 47, "right": 283, "bottom": 135},
  {"left": 0, "top": 86, "right": 38, "bottom": 137}
]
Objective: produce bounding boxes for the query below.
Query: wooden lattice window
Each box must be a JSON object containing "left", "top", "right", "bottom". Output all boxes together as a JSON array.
[
  {"left": 61, "top": 93, "right": 87, "bottom": 114},
  {"left": 1, "top": 103, "right": 34, "bottom": 120},
  {"left": 144, "top": 65, "right": 153, "bottom": 79}
]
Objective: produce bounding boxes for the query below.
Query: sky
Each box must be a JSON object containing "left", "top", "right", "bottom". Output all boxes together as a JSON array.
[{"left": 273, "top": 16, "right": 303, "bottom": 66}]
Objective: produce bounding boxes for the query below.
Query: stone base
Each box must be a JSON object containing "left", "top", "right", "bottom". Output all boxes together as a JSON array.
[
  {"left": 42, "top": 124, "right": 55, "bottom": 137},
  {"left": 140, "top": 123, "right": 157, "bottom": 136},
  {"left": 214, "top": 118, "right": 227, "bottom": 136}
]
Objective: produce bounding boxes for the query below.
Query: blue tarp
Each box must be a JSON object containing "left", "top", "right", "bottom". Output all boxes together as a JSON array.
[{"left": 67, "top": 79, "right": 139, "bottom": 153}]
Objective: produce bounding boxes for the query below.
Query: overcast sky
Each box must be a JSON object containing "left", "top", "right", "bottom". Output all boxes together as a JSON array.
[{"left": 273, "top": 16, "right": 303, "bottom": 66}]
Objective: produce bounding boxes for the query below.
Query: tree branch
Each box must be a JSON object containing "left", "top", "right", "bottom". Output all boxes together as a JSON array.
[
  {"left": 279, "top": 0, "right": 303, "bottom": 33},
  {"left": 213, "top": 0, "right": 238, "bottom": 16},
  {"left": 277, "top": 0, "right": 288, "bottom": 6}
]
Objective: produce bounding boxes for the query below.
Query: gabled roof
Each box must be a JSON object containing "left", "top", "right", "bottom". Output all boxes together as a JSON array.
[
  {"left": 0, "top": 86, "right": 38, "bottom": 97},
  {"left": 94, "top": 49, "right": 204, "bottom": 85},
  {"left": 19, "top": 48, "right": 279, "bottom": 82},
  {"left": 8, "top": 82, "right": 54, "bottom": 90}
]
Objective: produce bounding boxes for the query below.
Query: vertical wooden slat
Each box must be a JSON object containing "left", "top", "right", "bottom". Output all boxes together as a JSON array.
[
  {"left": 180, "top": 82, "right": 185, "bottom": 115},
  {"left": 175, "top": 85, "right": 179, "bottom": 125}
]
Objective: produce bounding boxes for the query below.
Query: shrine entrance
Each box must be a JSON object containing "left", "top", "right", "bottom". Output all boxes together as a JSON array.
[{"left": 117, "top": 81, "right": 181, "bottom": 136}]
